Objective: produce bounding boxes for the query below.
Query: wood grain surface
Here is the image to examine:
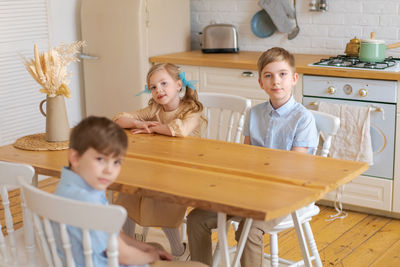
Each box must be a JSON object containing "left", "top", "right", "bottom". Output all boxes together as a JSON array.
[{"left": 0, "top": 134, "right": 368, "bottom": 220}]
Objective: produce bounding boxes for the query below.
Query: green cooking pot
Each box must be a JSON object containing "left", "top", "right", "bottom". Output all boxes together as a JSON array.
[{"left": 359, "top": 39, "right": 400, "bottom": 63}]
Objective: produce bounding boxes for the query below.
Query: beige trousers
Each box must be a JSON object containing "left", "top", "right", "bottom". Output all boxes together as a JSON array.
[
  {"left": 115, "top": 192, "right": 186, "bottom": 227},
  {"left": 187, "top": 209, "right": 281, "bottom": 267}
]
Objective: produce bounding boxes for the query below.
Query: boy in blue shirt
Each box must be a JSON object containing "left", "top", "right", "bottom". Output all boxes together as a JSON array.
[
  {"left": 54, "top": 116, "right": 206, "bottom": 267},
  {"left": 187, "top": 47, "right": 318, "bottom": 267}
]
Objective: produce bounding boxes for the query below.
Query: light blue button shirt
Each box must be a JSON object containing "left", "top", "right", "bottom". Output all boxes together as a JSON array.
[
  {"left": 244, "top": 96, "right": 318, "bottom": 151},
  {"left": 52, "top": 167, "right": 148, "bottom": 267}
]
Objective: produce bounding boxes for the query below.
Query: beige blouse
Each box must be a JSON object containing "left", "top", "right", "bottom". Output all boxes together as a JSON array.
[{"left": 113, "top": 102, "right": 202, "bottom": 137}]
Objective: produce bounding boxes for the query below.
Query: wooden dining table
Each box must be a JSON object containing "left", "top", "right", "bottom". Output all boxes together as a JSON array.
[{"left": 0, "top": 133, "right": 368, "bottom": 267}]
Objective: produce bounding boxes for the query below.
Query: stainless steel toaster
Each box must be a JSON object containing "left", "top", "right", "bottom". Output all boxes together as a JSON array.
[{"left": 201, "top": 24, "right": 239, "bottom": 53}]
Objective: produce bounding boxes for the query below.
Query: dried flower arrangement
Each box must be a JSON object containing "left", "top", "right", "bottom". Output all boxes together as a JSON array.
[{"left": 22, "top": 41, "right": 86, "bottom": 98}]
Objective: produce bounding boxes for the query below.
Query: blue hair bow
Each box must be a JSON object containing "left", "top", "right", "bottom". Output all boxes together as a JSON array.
[
  {"left": 178, "top": 72, "right": 197, "bottom": 91},
  {"left": 135, "top": 71, "right": 197, "bottom": 96},
  {"left": 135, "top": 84, "right": 151, "bottom": 96}
]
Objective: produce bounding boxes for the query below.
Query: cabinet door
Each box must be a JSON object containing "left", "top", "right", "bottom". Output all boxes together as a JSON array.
[
  {"left": 200, "top": 67, "right": 265, "bottom": 104},
  {"left": 322, "top": 175, "right": 392, "bottom": 211}
]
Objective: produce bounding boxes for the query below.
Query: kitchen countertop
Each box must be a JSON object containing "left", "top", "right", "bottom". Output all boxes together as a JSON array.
[{"left": 150, "top": 50, "right": 400, "bottom": 81}]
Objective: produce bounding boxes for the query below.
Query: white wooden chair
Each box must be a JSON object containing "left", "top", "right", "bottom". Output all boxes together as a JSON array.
[
  {"left": 18, "top": 176, "right": 127, "bottom": 267},
  {"left": 213, "top": 110, "right": 340, "bottom": 267},
  {"left": 137, "top": 92, "right": 252, "bottom": 243},
  {"left": 198, "top": 92, "right": 252, "bottom": 143},
  {"left": 181, "top": 92, "right": 252, "bottom": 242},
  {"left": 0, "top": 161, "right": 39, "bottom": 266},
  {"left": 263, "top": 110, "right": 340, "bottom": 267}
]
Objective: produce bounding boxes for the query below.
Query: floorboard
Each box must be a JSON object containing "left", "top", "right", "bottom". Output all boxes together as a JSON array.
[{"left": 3, "top": 178, "right": 400, "bottom": 266}]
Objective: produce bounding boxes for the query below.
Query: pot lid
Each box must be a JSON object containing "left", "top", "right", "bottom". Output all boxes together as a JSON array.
[
  {"left": 349, "top": 37, "right": 360, "bottom": 44},
  {"left": 361, "top": 39, "right": 385, "bottom": 44},
  {"left": 251, "top": 10, "right": 276, "bottom": 38}
]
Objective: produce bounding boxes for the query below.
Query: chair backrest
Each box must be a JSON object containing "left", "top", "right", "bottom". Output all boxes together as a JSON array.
[
  {"left": 198, "top": 92, "right": 252, "bottom": 143},
  {"left": 18, "top": 177, "right": 127, "bottom": 267},
  {"left": 0, "top": 161, "right": 35, "bottom": 266},
  {"left": 309, "top": 110, "right": 340, "bottom": 157}
]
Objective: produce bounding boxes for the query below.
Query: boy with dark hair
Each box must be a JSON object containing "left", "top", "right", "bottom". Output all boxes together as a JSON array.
[{"left": 53, "top": 116, "right": 206, "bottom": 267}]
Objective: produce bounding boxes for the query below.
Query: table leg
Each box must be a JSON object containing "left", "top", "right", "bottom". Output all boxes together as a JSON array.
[
  {"left": 232, "top": 218, "right": 253, "bottom": 267},
  {"left": 212, "top": 220, "right": 232, "bottom": 267},
  {"left": 217, "top": 212, "right": 230, "bottom": 267},
  {"left": 32, "top": 173, "right": 38, "bottom": 187},
  {"left": 213, "top": 215, "right": 253, "bottom": 267},
  {"left": 292, "top": 210, "right": 312, "bottom": 267}
]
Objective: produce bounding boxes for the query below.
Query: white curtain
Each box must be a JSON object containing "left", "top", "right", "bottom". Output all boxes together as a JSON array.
[{"left": 0, "top": 0, "right": 50, "bottom": 145}]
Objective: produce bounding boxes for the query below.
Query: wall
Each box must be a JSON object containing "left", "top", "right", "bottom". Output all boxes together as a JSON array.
[
  {"left": 190, "top": 0, "right": 400, "bottom": 57},
  {"left": 49, "top": 0, "right": 84, "bottom": 127},
  {"left": 44, "top": 0, "right": 400, "bottom": 128}
]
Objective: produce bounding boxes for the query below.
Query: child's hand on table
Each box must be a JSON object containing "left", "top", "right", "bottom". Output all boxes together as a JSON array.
[{"left": 131, "top": 121, "right": 160, "bottom": 134}]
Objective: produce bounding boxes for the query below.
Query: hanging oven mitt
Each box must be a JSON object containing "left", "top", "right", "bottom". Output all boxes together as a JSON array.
[{"left": 258, "top": 0, "right": 296, "bottom": 33}]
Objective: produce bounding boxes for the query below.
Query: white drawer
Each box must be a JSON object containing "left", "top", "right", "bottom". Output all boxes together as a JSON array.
[
  {"left": 322, "top": 175, "right": 392, "bottom": 211},
  {"left": 199, "top": 67, "right": 266, "bottom": 101}
]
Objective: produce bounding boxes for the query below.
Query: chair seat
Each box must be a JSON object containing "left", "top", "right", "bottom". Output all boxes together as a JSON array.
[{"left": 267, "top": 203, "right": 320, "bottom": 232}]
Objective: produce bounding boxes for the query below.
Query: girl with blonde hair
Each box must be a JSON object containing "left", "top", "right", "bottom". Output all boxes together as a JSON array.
[{"left": 114, "top": 63, "right": 206, "bottom": 260}]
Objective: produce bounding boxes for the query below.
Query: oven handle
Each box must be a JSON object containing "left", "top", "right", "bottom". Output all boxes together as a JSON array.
[{"left": 309, "top": 101, "right": 385, "bottom": 120}]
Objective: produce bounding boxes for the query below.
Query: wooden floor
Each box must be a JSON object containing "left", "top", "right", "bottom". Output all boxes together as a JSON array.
[{"left": 3, "top": 178, "right": 400, "bottom": 266}]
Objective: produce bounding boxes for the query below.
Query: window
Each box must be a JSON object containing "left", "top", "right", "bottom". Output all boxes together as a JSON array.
[{"left": 0, "top": 0, "right": 50, "bottom": 145}]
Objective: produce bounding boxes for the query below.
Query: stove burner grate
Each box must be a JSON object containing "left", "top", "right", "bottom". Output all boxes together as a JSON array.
[{"left": 313, "top": 55, "right": 399, "bottom": 70}]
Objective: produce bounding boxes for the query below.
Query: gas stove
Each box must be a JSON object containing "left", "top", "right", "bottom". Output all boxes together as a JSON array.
[{"left": 311, "top": 55, "right": 400, "bottom": 72}]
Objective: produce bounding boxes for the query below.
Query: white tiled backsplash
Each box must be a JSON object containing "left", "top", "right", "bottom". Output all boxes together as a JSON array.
[{"left": 190, "top": 0, "right": 400, "bottom": 57}]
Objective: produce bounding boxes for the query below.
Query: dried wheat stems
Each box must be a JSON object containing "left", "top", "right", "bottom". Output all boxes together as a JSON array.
[{"left": 22, "top": 41, "right": 86, "bottom": 98}]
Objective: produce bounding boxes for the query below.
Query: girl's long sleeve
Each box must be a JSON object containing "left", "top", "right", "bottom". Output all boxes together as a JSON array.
[
  {"left": 113, "top": 105, "right": 158, "bottom": 122},
  {"left": 167, "top": 112, "right": 202, "bottom": 137}
]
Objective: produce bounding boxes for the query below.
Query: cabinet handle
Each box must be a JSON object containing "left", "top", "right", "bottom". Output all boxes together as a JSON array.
[
  {"left": 241, "top": 71, "right": 254, "bottom": 77},
  {"left": 79, "top": 53, "right": 99, "bottom": 60}
]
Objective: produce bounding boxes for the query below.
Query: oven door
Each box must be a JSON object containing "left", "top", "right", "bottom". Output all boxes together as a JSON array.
[{"left": 303, "top": 97, "right": 395, "bottom": 180}]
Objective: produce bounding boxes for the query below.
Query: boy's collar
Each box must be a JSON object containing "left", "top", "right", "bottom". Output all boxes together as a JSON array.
[
  {"left": 62, "top": 167, "right": 105, "bottom": 193},
  {"left": 268, "top": 96, "right": 295, "bottom": 116}
]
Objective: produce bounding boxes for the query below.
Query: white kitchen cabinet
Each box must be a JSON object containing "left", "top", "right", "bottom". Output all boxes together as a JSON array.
[
  {"left": 177, "top": 65, "right": 263, "bottom": 103},
  {"left": 199, "top": 66, "right": 263, "bottom": 105},
  {"left": 166, "top": 65, "right": 304, "bottom": 105},
  {"left": 391, "top": 81, "right": 400, "bottom": 213},
  {"left": 321, "top": 175, "right": 392, "bottom": 211}
]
